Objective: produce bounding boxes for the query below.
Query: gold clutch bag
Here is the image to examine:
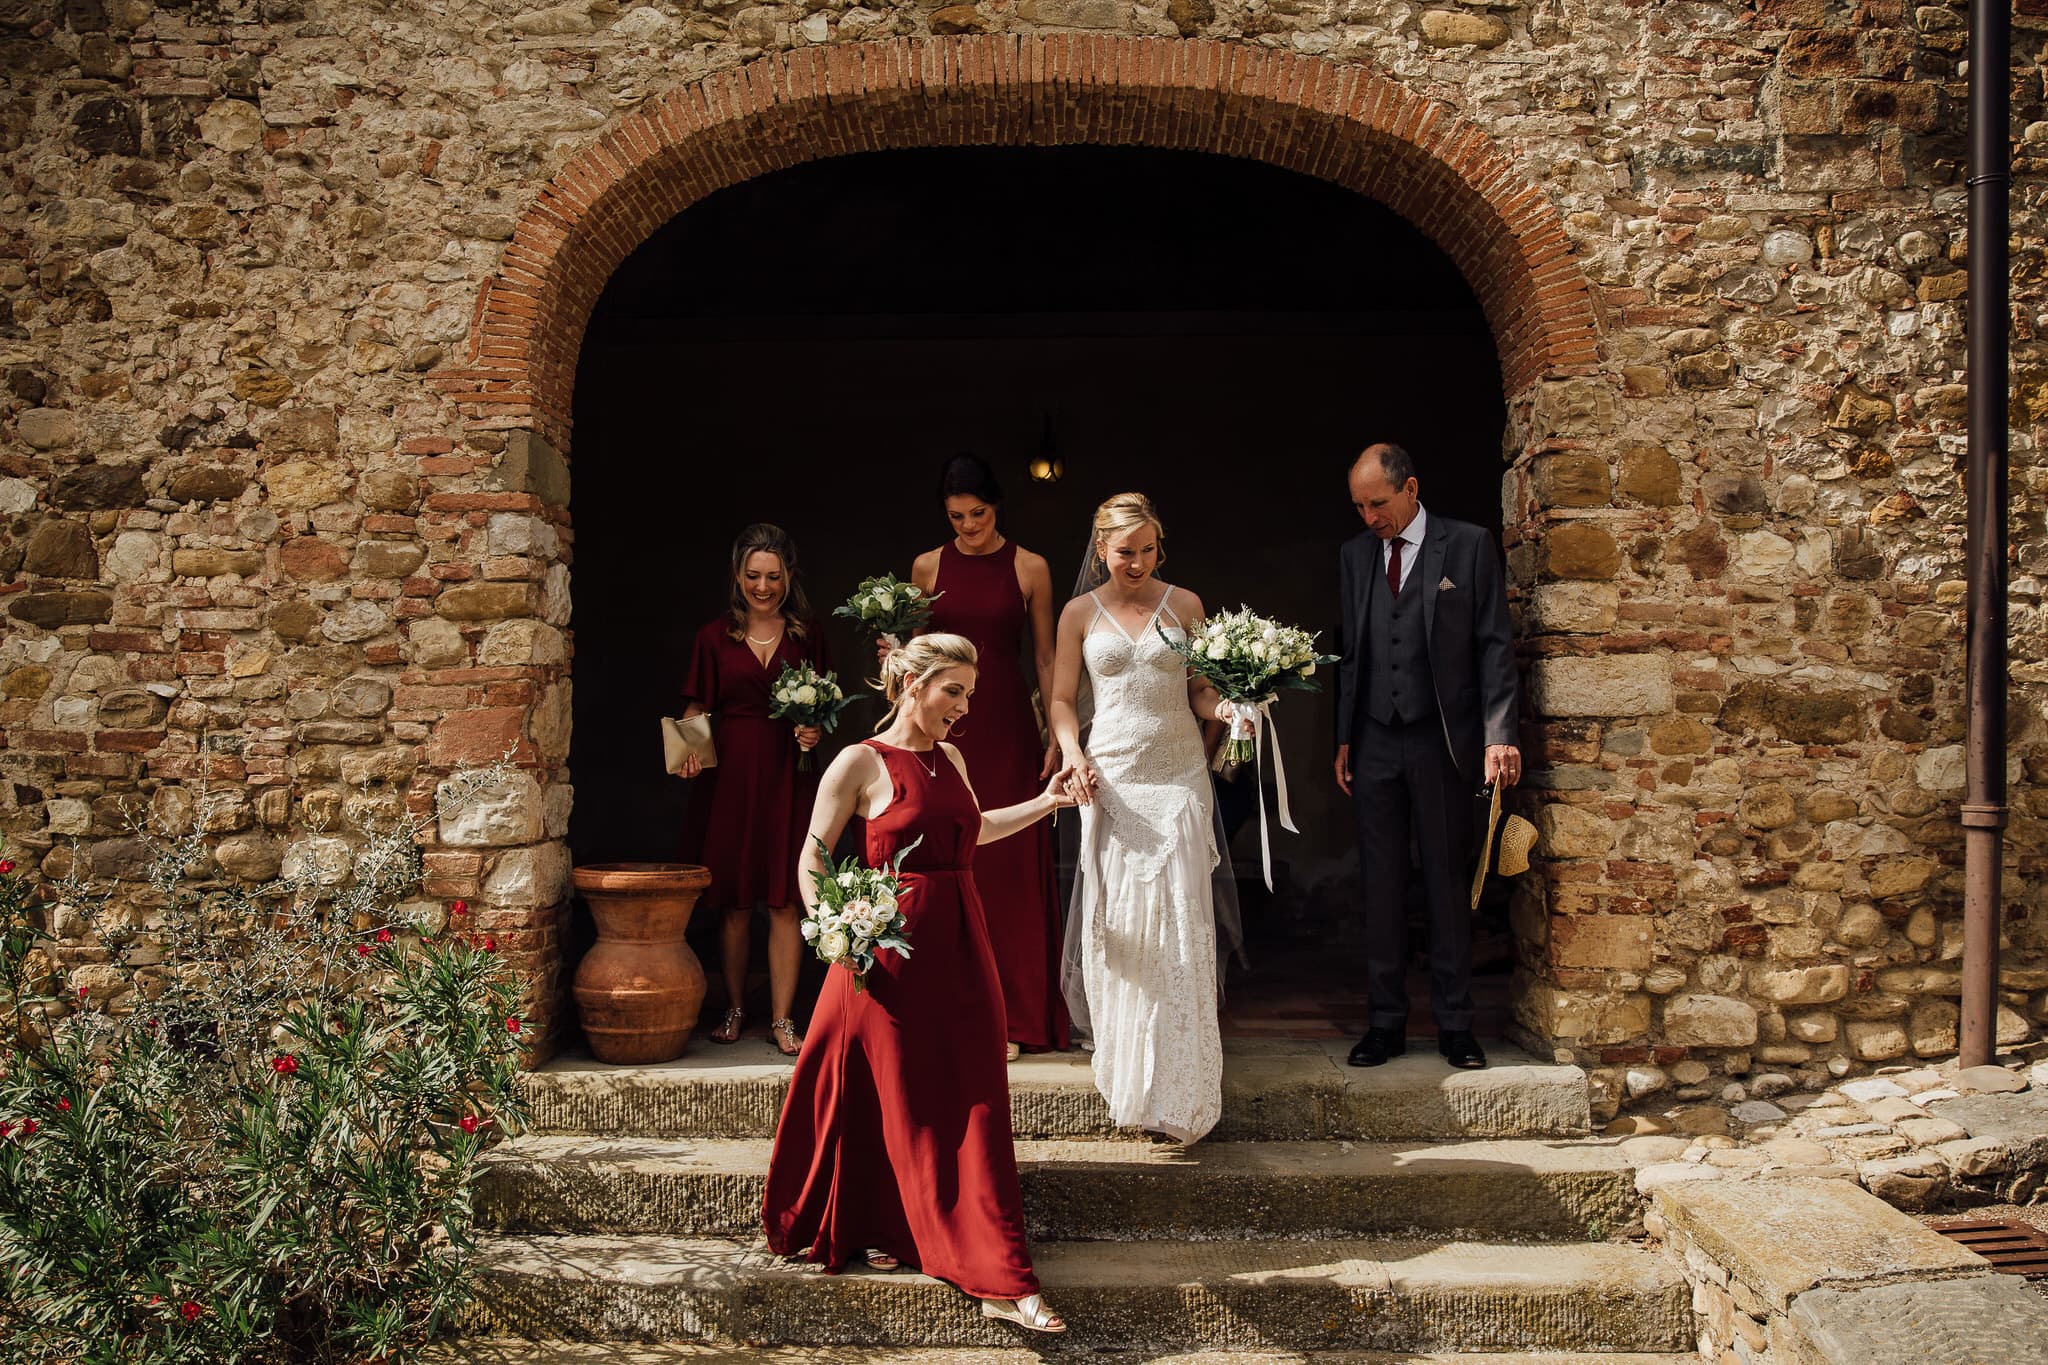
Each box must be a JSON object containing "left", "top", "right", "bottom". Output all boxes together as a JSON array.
[{"left": 661, "top": 714, "right": 717, "bottom": 774}]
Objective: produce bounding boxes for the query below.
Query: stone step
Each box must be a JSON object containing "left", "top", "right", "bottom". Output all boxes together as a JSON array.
[
  {"left": 517, "top": 1040, "right": 1590, "bottom": 1142},
  {"left": 461, "top": 1234, "right": 1692, "bottom": 1352},
  {"left": 477, "top": 1135, "right": 1639, "bottom": 1242},
  {"left": 426, "top": 1343, "right": 1698, "bottom": 1364}
]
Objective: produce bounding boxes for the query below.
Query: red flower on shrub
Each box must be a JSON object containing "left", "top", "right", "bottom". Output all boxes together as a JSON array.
[
  {"left": 0, "top": 1120, "right": 12, "bottom": 1138},
  {"left": 459, "top": 1114, "right": 480, "bottom": 1134},
  {"left": 480, "top": 936, "right": 497, "bottom": 954},
  {"left": 375, "top": 928, "right": 393, "bottom": 944},
  {"left": 272, "top": 1055, "right": 298, "bottom": 1076},
  {"left": 20, "top": 1119, "right": 36, "bottom": 1136},
  {"left": 356, "top": 943, "right": 373, "bottom": 958},
  {"left": 180, "top": 1301, "right": 202, "bottom": 1323},
  {"left": 77, "top": 985, "right": 89, "bottom": 999},
  {"left": 0, "top": 859, "right": 14, "bottom": 874},
  {"left": 505, "top": 1018, "right": 520, "bottom": 1035},
  {"left": 55, "top": 1098, "right": 70, "bottom": 1113},
  {"left": 450, "top": 899, "right": 468, "bottom": 916}
]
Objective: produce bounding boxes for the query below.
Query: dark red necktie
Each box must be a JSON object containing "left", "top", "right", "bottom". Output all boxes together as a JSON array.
[{"left": 1386, "top": 540, "right": 1403, "bottom": 597}]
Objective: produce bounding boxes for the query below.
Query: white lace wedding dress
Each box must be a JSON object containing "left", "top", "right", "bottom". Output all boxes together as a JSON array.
[{"left": 1065, "top": 588, "right": 1223, "bottom": 1144}]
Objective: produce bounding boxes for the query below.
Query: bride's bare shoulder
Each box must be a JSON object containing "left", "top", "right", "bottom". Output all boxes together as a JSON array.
[{"left": 1166, "top": 584, "right": 1205, "bottom": 621}]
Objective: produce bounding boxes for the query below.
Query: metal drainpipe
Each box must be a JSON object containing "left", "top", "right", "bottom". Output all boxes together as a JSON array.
[{"left": 1960, "top": 0, "right": 2011, "bottom": 1068}]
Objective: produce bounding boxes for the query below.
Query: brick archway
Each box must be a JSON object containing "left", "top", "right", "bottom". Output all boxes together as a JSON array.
[{"left": 445, "top": 35, "right": 1600, "bottom": 453}]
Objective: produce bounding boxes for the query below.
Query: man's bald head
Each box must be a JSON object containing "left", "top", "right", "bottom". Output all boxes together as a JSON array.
[{"left": 1351, "top": 443, "right": 1417, "bottom": 488}]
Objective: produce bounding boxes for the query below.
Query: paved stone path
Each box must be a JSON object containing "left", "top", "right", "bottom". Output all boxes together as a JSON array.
[{"left": 1607, "top": 1043, "right": 2048, "bottom": 1213}]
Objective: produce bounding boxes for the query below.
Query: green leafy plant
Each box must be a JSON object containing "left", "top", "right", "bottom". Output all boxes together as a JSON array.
[{"left": 0, "top": 769, "right": 530, "bottom": 1364}]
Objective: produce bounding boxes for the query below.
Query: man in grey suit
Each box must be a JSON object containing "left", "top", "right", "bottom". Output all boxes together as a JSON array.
[{"left": 1334, "top": 443, "right": 1521, "bottom": 1070}]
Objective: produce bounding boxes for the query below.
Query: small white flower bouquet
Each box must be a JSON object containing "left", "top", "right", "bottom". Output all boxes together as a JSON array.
[
  {"left": 1163, "top": 607, "right": 1338, "bottom": 767},
  {"left": 769, "top": 662, "right": 856, "bottom": 771},
  {"left": 833, "top": 573, "right": 940, "bottom": 650},
  {"left": 802, "top": 834, "right": 920, "bottom": 993}
]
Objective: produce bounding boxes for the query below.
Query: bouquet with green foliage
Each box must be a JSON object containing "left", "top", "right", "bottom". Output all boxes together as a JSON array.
[
  {"left": 801, "top": 835, "right": 919, "bottom": 993},
  {"left": 0, "top": 767, "right": 530, "bottom": 1365},
  {"left": 833, "top": 574, "right": 939, "bottom": 651},
  {"left": 768, "top": 662, "right": 857, "bottom": 771},
  {"left": 1163, "top": 607, "right": 1338, "bottom": 766}
]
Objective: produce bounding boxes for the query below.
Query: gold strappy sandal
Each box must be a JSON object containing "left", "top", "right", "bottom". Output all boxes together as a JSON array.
[{"left": 769, "top": 1017, "right": 803, "bottom": 1056}]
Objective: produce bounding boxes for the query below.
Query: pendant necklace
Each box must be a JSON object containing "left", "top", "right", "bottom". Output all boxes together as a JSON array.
[{"left": 909, "top": 746, "right": 938, "bottom": 778}]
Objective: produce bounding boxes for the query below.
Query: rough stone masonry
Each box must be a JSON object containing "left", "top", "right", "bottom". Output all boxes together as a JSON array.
[{"left": 0, "top": 0, "right": 2044, "bottom": 1102}]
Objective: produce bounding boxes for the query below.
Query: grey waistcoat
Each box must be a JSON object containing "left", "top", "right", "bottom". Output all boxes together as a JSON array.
[{"left": 1366, "top": 555, "right": 1436, "bottom": 726}]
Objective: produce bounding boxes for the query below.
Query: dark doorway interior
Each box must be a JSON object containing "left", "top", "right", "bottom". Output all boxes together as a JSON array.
[{"left": 567, "top": 145, "right": 1510, "bottom": 1036}]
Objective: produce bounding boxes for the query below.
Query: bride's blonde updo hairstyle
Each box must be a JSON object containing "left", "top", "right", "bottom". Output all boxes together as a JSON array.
[
  {"left": 1091, "top": 491, "right": 1166, "bottom": 574},
  {"left": 874, "top": 633, "right": 979, "bottom": 732}
]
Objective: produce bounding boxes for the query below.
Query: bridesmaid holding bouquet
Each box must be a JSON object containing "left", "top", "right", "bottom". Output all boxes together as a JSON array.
[
  {"left": 763, "top": 634, "right": 1074, "bottom": 1333},
  {"left": 908, "top": 454, "right": 1069, "bottom": 1058},
  {"left": 675, "top": 523, "right": 829, "bottom": 1057}
]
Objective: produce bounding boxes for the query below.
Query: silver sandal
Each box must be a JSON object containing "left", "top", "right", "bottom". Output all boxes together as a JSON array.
[{"left": 981, "top": 1293, "right": 1066, "bottom": 1333}]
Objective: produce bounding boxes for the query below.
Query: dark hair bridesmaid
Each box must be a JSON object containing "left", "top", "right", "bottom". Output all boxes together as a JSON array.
[
  {"left": 675, "top": 522, "right": 829, "bottom": 1056},
  {"left": 906, "top": 454, "right": 1069, "bottom": 1058}
]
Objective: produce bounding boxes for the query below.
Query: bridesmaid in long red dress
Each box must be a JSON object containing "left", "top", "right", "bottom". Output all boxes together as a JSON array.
[
  {"left": 763, "top": 633, "right": 1074, "bottom": 1333},
  {"left": 909, "top": 454, "right": 1069, "bottom": 1057},
  {"left": 676, "top": 523, "right": 828, "bottom": 1057}
]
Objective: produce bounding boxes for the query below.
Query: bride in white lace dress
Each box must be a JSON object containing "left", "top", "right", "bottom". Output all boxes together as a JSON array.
[{"left": 1049, "top": 493, "right": 1243, "bottom": 1144}]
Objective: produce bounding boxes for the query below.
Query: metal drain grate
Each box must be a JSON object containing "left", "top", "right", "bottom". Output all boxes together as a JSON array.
[{"left": 1928, "top": 1219, "right": 2048, "bottom": 1277}]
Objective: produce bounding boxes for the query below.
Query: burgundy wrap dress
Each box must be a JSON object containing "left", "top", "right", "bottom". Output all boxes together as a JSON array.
[{"left": 678, "top": 618, "right": 828, "bottom": 913}]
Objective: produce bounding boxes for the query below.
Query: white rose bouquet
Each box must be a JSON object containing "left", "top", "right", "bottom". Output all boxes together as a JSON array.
[
  {"left": 769, "top": 662, "right": 856, "bottom": 771},
  {"left": 1164, "top": 606, "right": 1338, "bottom": 766},
  {"left": 1160, "top": 606, "right": 1339, "bottom": 892},
  {"left": 833, "top": 573, "right": 940, "bottom": 651},
  {"left": 802, "top": 835, "right": 920, "bottom": 993}
]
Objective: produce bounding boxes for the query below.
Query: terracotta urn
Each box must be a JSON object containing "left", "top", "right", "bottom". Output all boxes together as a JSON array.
[{"left": 571, "top": 861, "right": 713, "bottom": 1064}]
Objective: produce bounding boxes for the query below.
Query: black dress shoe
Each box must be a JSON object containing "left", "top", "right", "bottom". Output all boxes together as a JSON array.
[
  {"left": 1438, "top": 1030, "right": 1487, "bottom": 1069},
  {"left": 1348, "top": 1027, "right": 1406, "bottom": 1068}
]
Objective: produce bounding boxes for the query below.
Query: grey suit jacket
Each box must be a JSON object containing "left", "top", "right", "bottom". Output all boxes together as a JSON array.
[{"left": 1337, "top": 513, "right": 1518, "bottom": 780}]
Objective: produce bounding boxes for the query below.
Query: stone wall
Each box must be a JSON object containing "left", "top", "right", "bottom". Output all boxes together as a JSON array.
[{"left": 1, "top": 0, "right": 2044, "bottom": 1072}]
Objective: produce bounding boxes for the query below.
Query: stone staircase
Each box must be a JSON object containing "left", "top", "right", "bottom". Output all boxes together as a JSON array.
[{"left": 446, "top": 1040, "right": 1696, "bottom": 1360}]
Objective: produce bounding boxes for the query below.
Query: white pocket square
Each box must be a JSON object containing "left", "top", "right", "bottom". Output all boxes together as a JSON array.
[{"left": 1438, "top": 577, "right": 1457, "bottom": 590}]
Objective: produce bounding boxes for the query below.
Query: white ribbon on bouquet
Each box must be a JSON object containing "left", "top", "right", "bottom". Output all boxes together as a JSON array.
[{"left": 1218, "top": 695, "right": 1297, "bottom": 892}]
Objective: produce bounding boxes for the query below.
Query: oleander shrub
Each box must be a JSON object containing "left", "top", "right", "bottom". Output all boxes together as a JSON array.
[{"left": 0, "top": 770, "right": 529, "bottom": 1364}]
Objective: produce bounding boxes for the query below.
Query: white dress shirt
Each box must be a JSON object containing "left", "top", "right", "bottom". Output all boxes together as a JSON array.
[{"left": 1383, "top": 504, "right": 1428, "bottom": 590}]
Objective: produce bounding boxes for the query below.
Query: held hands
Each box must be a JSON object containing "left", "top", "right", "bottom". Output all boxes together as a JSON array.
[
  {"left": 1039, "top": 741, "right": 1061, "bottom": 781},
  {"left": 795, "top": 724, "right": 822, "bottom": 752},
  {"left": 1060, "top": 752, "right": 1101, "bottom": 807},
  {"left": 1042, "top": 765, "right": 1084, "bottom": 810}
]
